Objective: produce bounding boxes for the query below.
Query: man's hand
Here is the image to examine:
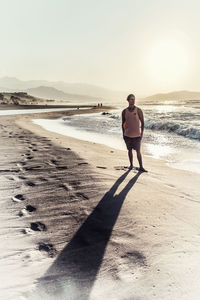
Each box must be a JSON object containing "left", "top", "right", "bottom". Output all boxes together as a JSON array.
[
  {"left": 122, "top": 109, "right": 126, "bottom": 137},
  {"left": 138, "top": 108, "right": 144, "bottom": 140}
]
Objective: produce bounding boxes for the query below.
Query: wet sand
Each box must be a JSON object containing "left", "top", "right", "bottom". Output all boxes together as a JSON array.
[
  {"left": 0, "top": 104, "right": 98, "bottom": 110},
  {"left": 0, "top": 107, "right": 200, "bottom": 300}
]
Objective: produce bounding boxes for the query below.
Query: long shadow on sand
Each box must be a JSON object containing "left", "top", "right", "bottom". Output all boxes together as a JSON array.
[{"left": 34, "top": 170, "right": 142, "bottom": 300}]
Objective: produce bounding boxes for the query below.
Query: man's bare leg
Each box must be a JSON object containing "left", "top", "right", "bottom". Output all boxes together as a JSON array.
[
  {"left": 136, "top": 149, "right": 148, "bottom": 172},
  {"left": 128, "top": 149, "right": 133, "bottom": 169}
]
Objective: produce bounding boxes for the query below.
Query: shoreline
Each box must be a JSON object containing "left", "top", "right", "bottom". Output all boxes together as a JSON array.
[
  {"left": 29, "top": 110, "right": 200, "bottom": 175},
  {"left": 0, "top": 103, "right": 115, "bottom": 110},
  {"left": 16, "top": 107, "right": 200, "bottom": 179},
  {"left": 1, "top": 107, "right": 200, "bottom": 299}
]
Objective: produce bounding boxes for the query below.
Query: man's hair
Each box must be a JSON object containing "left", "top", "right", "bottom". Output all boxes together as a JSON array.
[{"left": 127, "top": 94, "right": 135, "bottom": 101}]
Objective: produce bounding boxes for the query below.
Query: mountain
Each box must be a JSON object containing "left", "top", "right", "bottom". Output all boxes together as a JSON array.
[
  {"left": 0, "top": 91, "right": 43, "bottom": 105},
  {"left": 26, "top": 86, "right": 99, "bottom": 102},
  {"left": 143, "top": 90, "right": 200, "bottom": 102},
  {"left": 0, "top": 77, "right": 127, "bottom": 101}
]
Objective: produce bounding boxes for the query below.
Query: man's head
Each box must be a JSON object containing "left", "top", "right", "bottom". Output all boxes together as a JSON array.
[{"left": 127, "top": 94, "right": 135, "bottom": 106}]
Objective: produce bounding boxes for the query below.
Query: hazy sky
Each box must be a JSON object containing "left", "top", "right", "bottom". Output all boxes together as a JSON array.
[{"left": 0, "top": 0, "right": 200, "bottom": 96}]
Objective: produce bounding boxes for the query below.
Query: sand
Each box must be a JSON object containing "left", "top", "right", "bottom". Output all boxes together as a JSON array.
[{"left": 0, "top": 107, "right": 200, "bottom": 300}]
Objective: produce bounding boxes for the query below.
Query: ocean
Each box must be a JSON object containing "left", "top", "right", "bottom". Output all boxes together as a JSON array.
[{"left": 32, "top": 100, "right": 200, "bottom": 174}]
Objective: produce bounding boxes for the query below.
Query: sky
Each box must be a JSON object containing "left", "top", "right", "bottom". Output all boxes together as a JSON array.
[{"left": 0, "top": 0, "right": 200, "bottom": 96}]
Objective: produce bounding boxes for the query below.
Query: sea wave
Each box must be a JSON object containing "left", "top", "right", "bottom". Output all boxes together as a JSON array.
[
  {"left": 108, "top": 114, "right": 120, "bottom": 120},
  {"left": 145, "top": 119, "right": 200, "bottom": 140}
]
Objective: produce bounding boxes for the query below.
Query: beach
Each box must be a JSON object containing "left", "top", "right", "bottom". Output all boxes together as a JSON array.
[{"left": 0, "top": 106, "right": 200, "bottom": 300}]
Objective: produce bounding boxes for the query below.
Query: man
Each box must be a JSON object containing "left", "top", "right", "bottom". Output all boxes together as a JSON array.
[{"left": 122, "top": 94, "right": 147, "bottom": 172}]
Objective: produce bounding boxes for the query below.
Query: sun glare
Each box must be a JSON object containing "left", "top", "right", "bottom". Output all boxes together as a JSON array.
[{"left": 144, "top": 38, "right": 191, "bottom": 83}]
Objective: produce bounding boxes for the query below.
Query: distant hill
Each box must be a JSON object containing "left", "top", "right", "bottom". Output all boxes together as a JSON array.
[
  {"left": 0, "top": 91, "right": 99, "bottom": 107},
  {"left": 0, "top": 92, "right": 45, "bottom": 105},
  {"left": 143, "top": 90, "right": 200, "bottom": 102},
  {"left": 26, "top": 86, "right": 99, "bottom": 102},
  {"left": 0, "top": 77, "right": 127, "bottom": 101}
]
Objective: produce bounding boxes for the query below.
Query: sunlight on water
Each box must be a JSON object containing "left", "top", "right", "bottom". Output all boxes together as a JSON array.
[
  {"left": 145, "top": 104, "right": 181, "bottom": 113},
  {"left": 145, "top": 143, "right": 175, "bottom": 159}
]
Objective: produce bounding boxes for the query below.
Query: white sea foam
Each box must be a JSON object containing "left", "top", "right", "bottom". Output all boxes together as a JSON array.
[{"left": 145, "top": 119, "right": 200, "bottom": 140}]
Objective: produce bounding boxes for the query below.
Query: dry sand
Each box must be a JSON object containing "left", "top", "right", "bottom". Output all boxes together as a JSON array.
[{"left": 0, "top": 107, "right": 200, "bottom": 300}]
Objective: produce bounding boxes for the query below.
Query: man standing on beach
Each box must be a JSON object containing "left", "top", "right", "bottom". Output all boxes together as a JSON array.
[{"left": 122, "top": 94, "right": 147, "bottom": 172}]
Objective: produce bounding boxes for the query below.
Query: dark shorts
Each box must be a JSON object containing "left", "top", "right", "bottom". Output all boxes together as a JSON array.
[{"left": 123, "top": 135, "right": 141, "bottom": 151}]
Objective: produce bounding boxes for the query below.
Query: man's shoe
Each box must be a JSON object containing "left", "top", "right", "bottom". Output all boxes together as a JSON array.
[{"left": 138, "top": 167, "right": 148, "bottom": 172}]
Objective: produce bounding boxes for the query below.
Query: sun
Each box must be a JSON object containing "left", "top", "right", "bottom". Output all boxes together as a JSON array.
[{"left": 143, "top": 38, "right": 190, "bottom": 84}]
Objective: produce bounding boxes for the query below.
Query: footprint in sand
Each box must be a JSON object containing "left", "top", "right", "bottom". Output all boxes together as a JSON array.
[
  {"left": 78, "top": 162, "right": 88, "bottom": 166},
  {"left": 164, "top": 183, "right": 176, "bottom": 189},
  {"left": 18, "top": 211, "right": 24, "bottom": 217},
  {"left": 51, "top": 159, "right": 59, "bottom": 165},
  {"left": 114, "top": 166, "right": 130, "bottom": 171},
  {"left": 26, "top": 205, "right": 36, "bottom": 212},
  {"left": 21, "top": 228, "right": 34, "bottom": 235},
  {"left": 6, "top": 176, "right": 15, "bottom": 181},
  {"left": 38, "top": 242, "right": 57, "bottom": 257},
  {"left": 26, "top": 156, "right": 34, "bottom": 160},
  {"left": 120, "top": 251, "right": 147, "bottom": 267},
  {"left": 58, "top": 183, "right": 70, "bottom": 191},
  {"left": 12, "top": 194, "right": 25, "bottom": 202},
  {"left": 76, "top": 192, "right": 89, "bottom": 200},
  {"left": 49, "top": 175, "right": 57, "bottom": 178},
  {"left": 25, "top": 181, "right": 36, "bottom": 187},
  {"left": 18, "top": 175, "right": 27, "bottom": 180},
  {"left": 30, "top": 222, "right": 47, "bottom": 231},
  {"left": 24, "top": 166, "right": 41, "bottom": 171},
  {"left": 47, "top": 160, "right": 58, "bottom": 167},
  {"left": 71, "top": 180, "right": 81, "bottom": 186},
  {"left": 0, "top": 169, "right": 13, "bottom": 173},
  {"left": 37, "top": 176, "right": 48, "bottom": 182},
  {"left": 18, "top": 205, "right": 36, "bottom": 217},
  {"left": 56, "top": 166, "right": 68, "bottom": 170},
  {"left": 25, "top": 153, "right": 32, "bottom": 157},
  {"left": 96, "top": 166, "right": 107, "bottom": 169}
]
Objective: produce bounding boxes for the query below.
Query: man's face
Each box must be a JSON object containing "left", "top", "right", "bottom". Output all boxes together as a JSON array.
[{"left": 128, "top": 96, "right": 135, "bottom": 106}]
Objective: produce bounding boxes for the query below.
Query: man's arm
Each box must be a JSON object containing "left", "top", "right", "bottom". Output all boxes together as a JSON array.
[
  {"left": 137, "top": 108, "right": 144, "bottom": 138},
  {"left": 121, "top": 109, "right": 126, "bottom": 136}
]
